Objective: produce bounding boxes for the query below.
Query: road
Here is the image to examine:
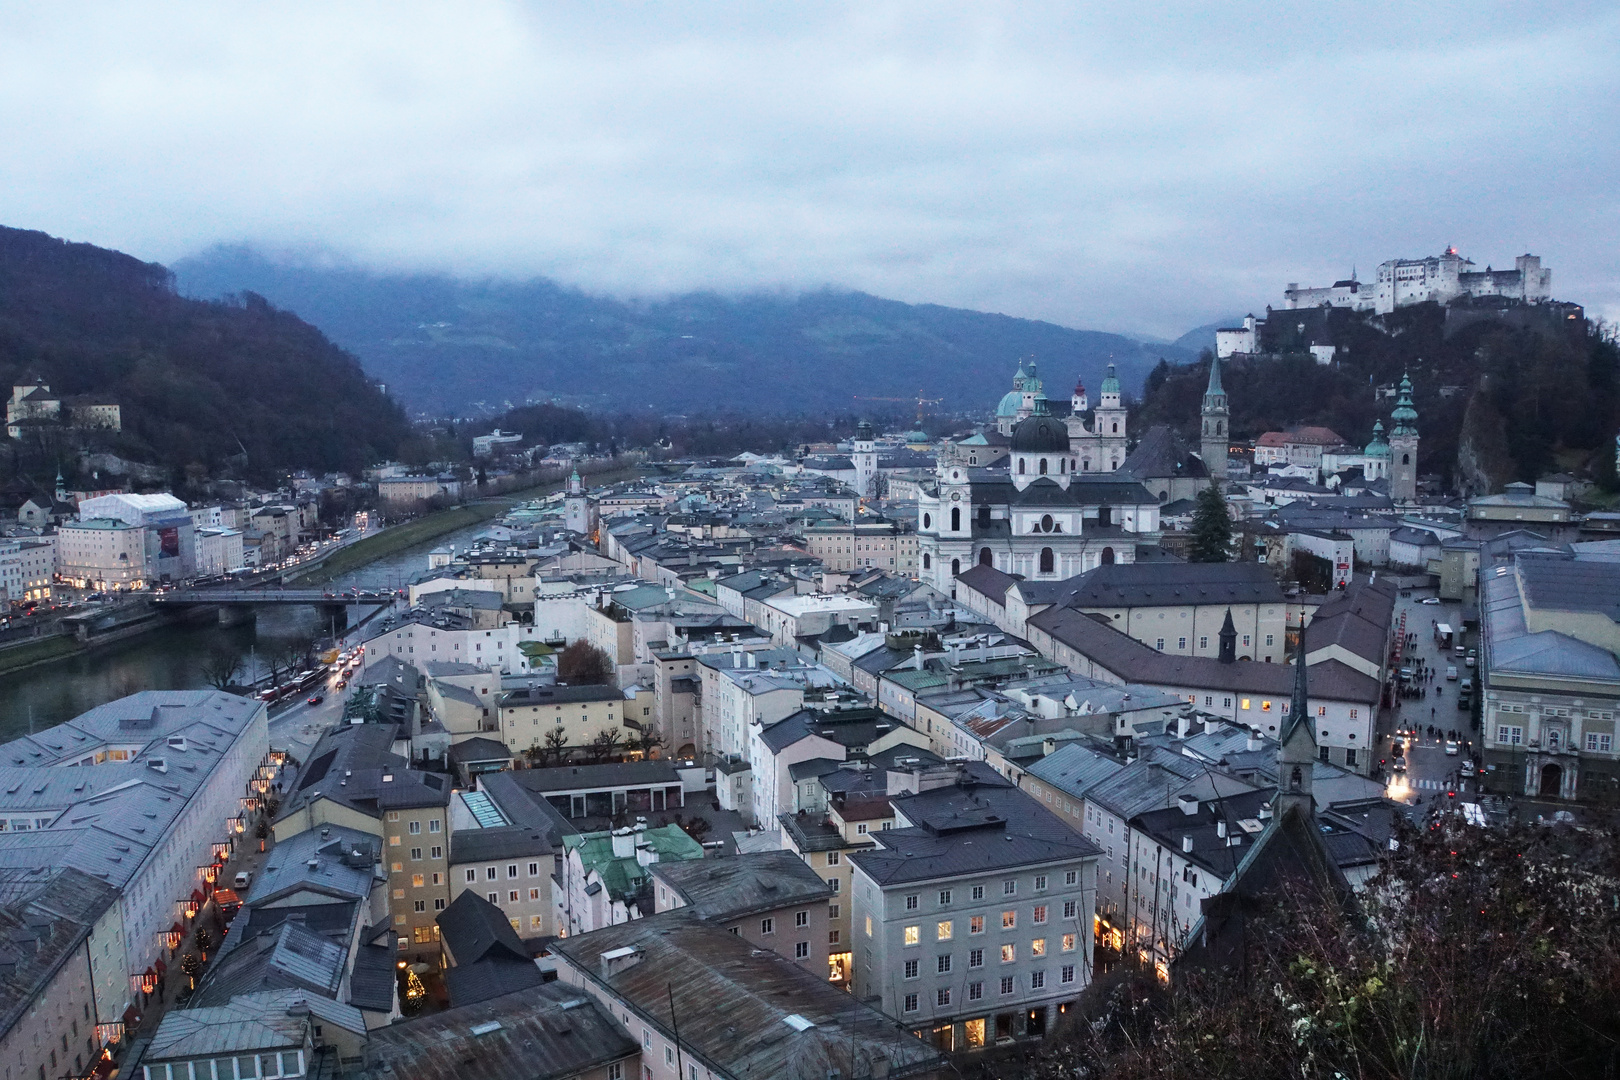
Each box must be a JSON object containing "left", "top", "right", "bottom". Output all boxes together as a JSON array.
[
  {"left": 266, "top": 663, "right": 363, "bottom": 762},
  {"left": 1377, "top": 585, "right": 1476, "bottom": 817}
]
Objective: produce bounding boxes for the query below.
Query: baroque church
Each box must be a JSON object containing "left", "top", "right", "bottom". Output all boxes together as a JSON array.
[{"left": 918, "top": 359, "right": 1233, "bottom": 591}]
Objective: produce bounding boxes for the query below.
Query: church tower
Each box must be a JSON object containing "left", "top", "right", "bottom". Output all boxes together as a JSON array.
[
  {"left": 564, "top": 467, "right": 593, "bottom": 536},
  {"left": 1200, "top": 354, "right": 1229, "bottom": 481},
  {"left": 1276, "top": 650, "right": 1316, "bottom": 819},
  {"left": 852, "top": 419, "right": 878, "bottom": 500},
  {"left": 1388, "top": 373, "right": 1419, "bottom": 505},
  {"left": 1071, "top": 377, "right": 1088, "bottom": 415},
  {"left": 1094, "top": 364, "right": 1128, "bottom": 471}
]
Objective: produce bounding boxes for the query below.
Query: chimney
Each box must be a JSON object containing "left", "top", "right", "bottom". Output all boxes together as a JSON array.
[
  {"left": 1216, "top": 819, "right": 1228, "bottom": 839},
  {"left": 1246, "top": 734, "right": 1263, "bottom": 752},
  {"left": 1181, "top": 835, "right": 1193, "bottom": 853},
  {"left": 1176, "top": 794, "right": 1199, "bottom": 816},
  {"left": 610, "top": 828, "right": 635, "bottom": 859},
  {"left": 1258, "top": 802, "right": 1273, "bottom": 820},
  {"left": 745, "top": 652, "right": 757, "bottom": 669}
]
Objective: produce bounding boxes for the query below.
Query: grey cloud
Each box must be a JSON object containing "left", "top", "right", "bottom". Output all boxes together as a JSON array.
[{"left": 0, "top": 2, "right": 1615, "bottom": 336}]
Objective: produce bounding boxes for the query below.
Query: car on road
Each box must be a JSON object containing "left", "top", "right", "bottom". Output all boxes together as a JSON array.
[
  {"left": 307, "top": 694, "right": 324, "bottom": 706},
  {"left": 1445, "top": 740, "right": 1459, "bottom": 755},
  {"left": 233, "top": 871, "right": 253, "bottom": 890},
  {"left": 1420, "top": 596, "right": 1441, "bottom": 605},
  {"left": 1392, "top": 754, "right": 1407, "bottom": 772},
  {"left": 1446, "top": 665, "right": 1458, "bottom": 680},
  {"left": 1461, "top": 677, "right": 1474, "bottom": 693}
]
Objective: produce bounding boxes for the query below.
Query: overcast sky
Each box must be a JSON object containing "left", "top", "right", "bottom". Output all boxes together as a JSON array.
[{"left": 1, "top": 3, "right": 1615, "bottom": 338}]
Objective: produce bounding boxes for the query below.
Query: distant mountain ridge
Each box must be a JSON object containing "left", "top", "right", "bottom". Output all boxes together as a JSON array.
[
  {"left": 0, "top": 227, "right": 408, "bottom": 487},
  {"left": 174, "top": 247, "right": 1195, "bottom": 416}
]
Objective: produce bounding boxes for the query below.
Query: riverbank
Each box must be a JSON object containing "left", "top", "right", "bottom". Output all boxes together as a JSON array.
[
  {"left": 292, "top": 464, "right": 641, "bottom": 585},
  {"left": 0, "top": 633, "right": 80, "bottom": 676}
]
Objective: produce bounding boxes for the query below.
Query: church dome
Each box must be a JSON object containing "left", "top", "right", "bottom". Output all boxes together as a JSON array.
[
  {"left": 1010, "top": 412, "right": 1069, "bottom": 453},
  {"left": 1364, "top": 419, "right": 1390, "bottom": 458},
  {"left": 1099, "top": 364, "right": 1121, "bottom": 395},
  {"left": 995, "top": 390, "right": 1023, "bottom": 417}
]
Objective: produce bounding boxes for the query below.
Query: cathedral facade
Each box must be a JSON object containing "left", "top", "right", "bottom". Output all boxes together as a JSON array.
[{"left": 918, "top": 363, "right": 1162, "bottom": 592}]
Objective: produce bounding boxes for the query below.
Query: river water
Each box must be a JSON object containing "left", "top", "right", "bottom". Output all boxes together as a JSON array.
[{"left": 0, "top": 521, "right": 493, "bottom": 739}]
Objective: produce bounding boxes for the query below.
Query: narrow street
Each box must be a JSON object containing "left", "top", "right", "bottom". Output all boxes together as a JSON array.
[{"left": 1378, "top": 585, "right": 1476, "bottom": 818}]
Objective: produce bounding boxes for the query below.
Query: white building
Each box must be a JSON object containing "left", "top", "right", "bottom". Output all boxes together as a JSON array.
[
  {"left": 0, "top": 691, "right": 271, "bottom": 1034},
  {"left": 363, "top": 612, "right": 545, "bottom": 675},
  {"left": 57, "top": 518, "right": 148, "bottom": 590},
  {"left": 0, "top": 536, "right": 54, "bottom": 603},
  {"left": 1284, "top": 249, "right": 1551, "bottom": 315},
  {"left": 194, "top": 527, "right": 245, "bottom": 577}
]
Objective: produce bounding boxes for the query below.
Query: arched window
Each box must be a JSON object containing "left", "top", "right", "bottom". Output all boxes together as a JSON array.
[
  {"left": 1290, "top": 766, "right": 1302, "bottom": 790},
  {"left": 1082, "top": 460, "right": 1091, "bottom": 472},
  {"left": 950, "top": 558, "right": 961, "bottom": 577},
  {"left": 1217, "top": 420, "right": 1224, "bottom": 435},
  {"left": 922, "top": 553, "right": 931, "bottom": 570},
  {"left": 1041, "top": 514, "right": 1054, "bottom": 533},
  {"left": 1111, "top": 422, "right": 1118, "bottom": 433},
  {"left": 1402, "top": 453, "right": 1411, "bottom": 465},
  {"left": 1059, "top": 458, "right": 1066, "bottom": 474},
  {"left": 979, "top": 547, "right": 993, "bottom": 566},
  {"left": 1039, "top": 458, "right": 1048, "bottom": 475},
  {"left": 1101, "top": 546, "right": 1116, "bottom": 565},
  {"left": 1039, "top": 547, "right": 1054, "bottom": 574},
  {"left": 950, "top": 507, "right": 960, "bottom": 532},
  {"left": 922, "top": 513, "right": 931, "bottom": 529},
  {"left": 1018, "top": 459, "right": 1026, "bottom": 474}
]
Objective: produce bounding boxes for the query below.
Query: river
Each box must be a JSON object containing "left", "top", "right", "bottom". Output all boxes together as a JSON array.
[{"left": 0, "top": 520, "right": 494, "bottom": 739}]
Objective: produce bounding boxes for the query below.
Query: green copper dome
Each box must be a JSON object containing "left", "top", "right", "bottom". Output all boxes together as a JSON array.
[
  {"left": 995, "top": 390, "right": 1023, "bottom": 417},
  {"left": 1099, "top": 364, "right": 1120, "bottom": 395},
  {"left": 1364, "top": 419, "right": 1390, "bottom": 458},
  {"left": 1391, "top": 373, "right": 1418, "bottom": 436}
]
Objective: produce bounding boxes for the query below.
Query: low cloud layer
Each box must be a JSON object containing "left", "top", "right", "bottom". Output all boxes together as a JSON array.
[{"left": 1, "top": 3, "right": 1615, "bottom": 337}]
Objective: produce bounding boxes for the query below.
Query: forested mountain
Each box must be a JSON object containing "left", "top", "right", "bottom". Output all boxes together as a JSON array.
[
  {"left": 0, "top": 227, "right": 409, "bottom": 488},
  {"left": 174, "top": 247, "right": 1193, "bottom": 417},
  {"left": 1134, "top": 301, "right": 1619, "bottom": 492}
]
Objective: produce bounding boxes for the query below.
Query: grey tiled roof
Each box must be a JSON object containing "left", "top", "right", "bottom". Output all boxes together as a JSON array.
[
  {"left": 449, "top": 824, "right": 553, "bottom": 865},
  {"left": 649, "top": 850, "right": 832, "bottom": 920},
  {"left": 511, "top": 761, "right": 680, "bottom": 793},
  {"left": 1023, "top": 742, "right": 1126, "bottom": 800}
]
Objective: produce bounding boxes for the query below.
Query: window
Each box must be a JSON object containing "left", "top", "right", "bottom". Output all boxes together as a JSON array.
[
  {"left": 509, "top": 890, "right": 519, "bottom": 903},
  {"left": 1498, "top": 725, "right": 1523, "bottom": 746},
  {"left": 1346, "top": 748, "right": 1358, "bottom": 767},
  {"left": 856, "top": 823, "right": 868, "bottom": 835},
  {"left": 413, "top": 926, "right": 436, "bottom": 944},
  {"left": 408, "top": 821, "right": 421, "bottom": 835},
  {"left": 1261, "top": 701, "right": 1271, "bottom": 713},
  {"left": 1588, "top": 732, "right": 1613, "bottom": 752},
  {"left": 938, "top": 889, "right": 952, "bottom": 905},
  {"left": 1002, "top": 911, "right": 1016, "bottom": 929},
  {"left": 1033, "top": 905, "right": 1047, "bottom": 924},
  {"left": 796, "top": 910, "right": 809, "bottom": 928},
  {"left": 1040, "top": 547, "right": 1054, "bottom": 574},
  {"left": 1200, "top": 637, "right": 1208, "bottom": 650},
  {"left": 904, "top": 993, "right": 919, "bottom": 1013},
  {"left": 905, "top": 894, "right": 919, "bottom": 910},
  {"left": 1001, "top": 944, "right": 1015, "bottom": 963},
  {"left": 1034, "top": 874, "right": 1047, "bottom": 891},
  {"left": 1031, "top": 938, "right": 1046, "bottom": 957},
  {"left": 485, "top": 867, "right": 497, "bottom": 880},
  {"left": 435, "top": 898, "right": 445, "bottom": 910},
  {"left": 1000, "top": 976, "right": 1015, "bottom": 995},
  {"left": 826, "top": 851, "right": 841, "bottom": 865},
  {"left": 938, "top": 954, "right": 952, "bottom": 974},
  {"left": 759, "top": 917, "right": 775, "bottom": 935},
  {"left": 969, "top": 980, "right": 984, "bottom": 1000},
  {"left": 530, "top": 888, "right": 541, "bottom": 900},
  {"left": 410, "top": 848, "right": 421, "bottom": 861},
  {"left": 828, "top": 878, "right": 840, "bottom": 893},
  {"left": 1063, "top": 900, "right": 1077, "bottom": 919},
  {"left": 387, "top": 811, "right": 400, "bottom": 823},
  {"left": 829, "top": 930, "right": 840, "bottom": 944},
  {"left": 1320, "top": 746, "right": 1331, "bottom": 763},
  {"left": 969, "top": 947, "right": 984, "bottom": 968},
  {"left": 488, "top": 892, "right": 498, "bottom": 904},
  {"left": 528, "top": 861, "right": 539, "bottom": 876},
  {"left": 1031, "top": 971, "right": 1046, "bottom": 989},
  {"left": 431, "top": 845, "right": 442, "bottom": 859},
  {"left": 1061, "top": 963, "right": 1076, "bottom": 984},
  {"left": 609, "top": 1066, "right": 623, "bottom": 1080},
  {"left": 969, "top": 915, "right": 984, "bottom": 934},
  {"left": 429, "top": 819, "right": 441, "bottom": 833},
  {"left": 1156, "top": 638, "right": 1165, "bottom": 650},
  {"left": 905, "top": 925, "right": 920, "bottom": 946},
  {"left": 829, "top": 904, "right": 839, "bottom": 919},
  {"left": 507, "top": 864, "right": 518, "bottom": 878},
  {"left": 795, "top": 941, "right": 810, "bottom": 959},
  {"left": 1003, "top": 879, "right": 1017, "bottom": 896},
  {"left": 1178, "top": 637, "right": 1186, "bottom": 650},
  {"left": 1065, "top": 870, "right": 1077, "bottom": 886},
  {"left": 971, "top": 885, "right": 985, "bottom": 901},
  {"left": 937, "top": 920, "right": 953, "bottom": 941},
  {"left": 465, "top": 869, "right": 476, "bottom": 883},
  {"left": 411, "top": 873, "right": 425, "bottom": 888},
  {"left": 937, "top": 987, "right": 952, "bottom": 1007},
  {"left": 865, "top": 916, "right": 873, "bottom": 937},
  {"left": 1062, "top": 933, "right": 1076, "bottom": 952}
]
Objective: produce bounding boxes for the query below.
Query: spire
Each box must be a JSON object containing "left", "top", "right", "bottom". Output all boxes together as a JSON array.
[
  {"left": 1218, "top": 608, "right": 1236, "bottom": 664},
  {"left": 1390, "top": 372, "right": 1418, "bottom": 437},
  {"left": 1276, "top": 651, "right": 1316, "bottom": 817},
  {"left": 1205, "top": 353, "right": 1224, "bottom": 396}
]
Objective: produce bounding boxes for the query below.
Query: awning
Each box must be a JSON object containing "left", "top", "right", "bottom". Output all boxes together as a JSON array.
[
  {"left": 154, "top": 959, "right": 167, "bottom": 975},
  {"left": 1437, "top": 623, "right": 1453, "bottom": 635},
  {"left": 120, "top": 1005, "right": 139, "bottom": 1027},
  {"left": 190, "top": 889, "right": 205, "bottom": 905}
]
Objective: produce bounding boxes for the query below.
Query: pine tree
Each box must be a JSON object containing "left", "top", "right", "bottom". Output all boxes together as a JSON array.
[{"left": 1188, "top": 484, "right": 1232, "bottom": 563}]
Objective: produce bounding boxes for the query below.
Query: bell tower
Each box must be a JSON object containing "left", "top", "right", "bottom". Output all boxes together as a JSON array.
[
  {"left": 1200, "top": 354, "right": 1229, "bottom": 481},
  {"left": 1388, "top": 373, "right": 1419, "bottom": 505},
  {"left": 1276, "top": 651, "right": 1316, "bottom": 819}
]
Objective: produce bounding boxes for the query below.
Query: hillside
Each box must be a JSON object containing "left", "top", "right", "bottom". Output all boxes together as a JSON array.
[
  {"left": 1135, "top": 301, "right": 1619, "bottom": 492},
  {"left": 173, "top": 247, "right": 1194, "bottom": 417},
  {"left": 0, "top": 227, "right": 409, "bottom": 489}
]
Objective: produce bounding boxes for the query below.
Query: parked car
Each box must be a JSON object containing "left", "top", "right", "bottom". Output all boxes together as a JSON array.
[
  {"left": 1420, "top": 596, "right": 1442, "bottom": 605},
  {"left": 1461, "top": 677, "right": 1474, "bottom": 693},
  {"left": 233, "top": 870, "right": 253, "bottom": 890},
  {"left": 1446, "top": 665, "right": 1458, "bottom": 680}
]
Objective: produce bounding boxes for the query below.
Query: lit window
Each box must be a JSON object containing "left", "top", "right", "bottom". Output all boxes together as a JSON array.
[
  {"left": 1031, "top": 938, "right": 1046, "bottom": 957},
  {"left": 1062, "top": 933, "right": 1076, "bottom": 952},
  {"left": 1241, "top": 698, "right": 1251, "bottom": 710},
  {"left": 1002, "top": 911, "right": 1016, "bottom": 929},
  {"left": 970, "top": 915, "right": 984, "bottom": 934},
  {"left": 1001, "top": 944, "right": 1015, "bottom": 963},
  {"left": 1033, "top": 905, "right": 1047, "bottom": 924},
  {"left": 904, "top": 925, "right": 920, "bottom": 946}
]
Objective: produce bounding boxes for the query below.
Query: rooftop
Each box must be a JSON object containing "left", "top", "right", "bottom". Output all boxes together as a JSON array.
[{"left": 650, "top": 850, "right": 833, "bottom": 921}]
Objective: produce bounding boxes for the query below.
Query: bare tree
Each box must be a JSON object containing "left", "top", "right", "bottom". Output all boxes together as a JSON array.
[
  {"left": 557, "top": 640, "right": 615, "bottom": 685},
  {"left": 585, "top": 728, "right": 624, "bottom": 764},
  {"left": 200, "top": 649, "right": 245, "bottom": 690}
]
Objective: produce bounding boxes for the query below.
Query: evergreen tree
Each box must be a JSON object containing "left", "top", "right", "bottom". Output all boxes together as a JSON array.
[{"left": 1188, "top": 483, "right": 1232, "bottom": 562}]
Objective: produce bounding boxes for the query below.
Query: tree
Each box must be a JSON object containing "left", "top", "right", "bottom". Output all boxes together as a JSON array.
[
  {"left": 630, "top": 727, "right": 665, "bottom": 759},
  {"left": 557, "top": 640, "right": 615, "bottom": 685},
  {"left": 200, "top": 648, "right": 244, "bottom": 690},
  {"left": 193, "top": 927, "right": 214, "bottom": 954},
  {"left": 584, "top": 728, "right": 624, "bottom": 764},
  {"left": 1027, "top": 817, "right": 1620, "bottom": 1080},
  {"left": 180, "top": 951, "right": 203, "bottom": 990},
  {"left": 1187, "top": 483, "right": 1232, "bottom": 562}
]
